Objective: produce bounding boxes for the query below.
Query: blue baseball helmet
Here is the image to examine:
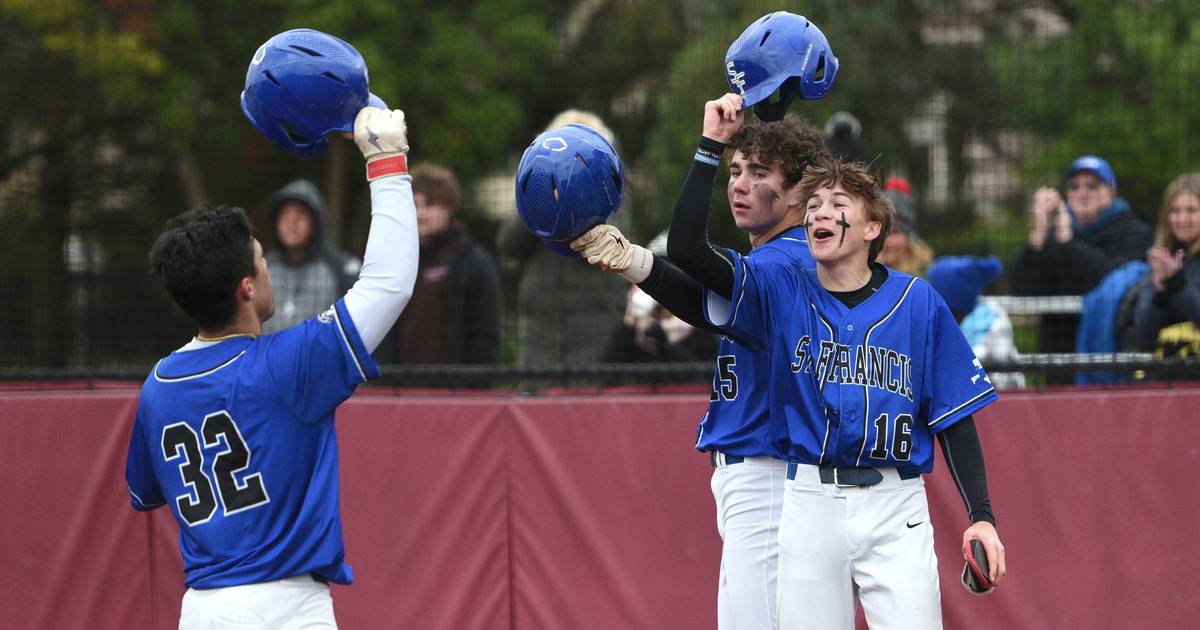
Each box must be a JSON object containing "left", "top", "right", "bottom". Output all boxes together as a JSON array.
[
  {"left": 240, "top": 29, "right": 386, "bottom": 157},
  {"left": 725, "top": 12, "right": 839, "bottom": 121},
  {"left": 515, "top": 124, "right": 624, "bottom": 257}
]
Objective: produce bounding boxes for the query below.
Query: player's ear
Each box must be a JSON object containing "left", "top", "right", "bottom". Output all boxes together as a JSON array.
[
  {"left": 237, "top": 276, "right": 255, "bottom": 302},
  {"left": 785, "top": 182, "right": 805, "bottom": 209},
  {"left": 863, "top": 220, "right": 883, "bottom": 243}
]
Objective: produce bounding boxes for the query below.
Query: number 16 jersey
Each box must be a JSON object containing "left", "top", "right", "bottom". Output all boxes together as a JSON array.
[{"left": 707, "top": 258, "right": 998, "bottom": 475}]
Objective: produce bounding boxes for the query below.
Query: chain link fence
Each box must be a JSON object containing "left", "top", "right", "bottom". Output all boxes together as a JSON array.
[{"left": 1, "top": 1, "right": 1197, "bottom": 386}]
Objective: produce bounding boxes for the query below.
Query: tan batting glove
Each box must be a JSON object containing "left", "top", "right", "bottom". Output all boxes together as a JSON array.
[
  {"left": 570, "top": 224, "right": 653, "bottom": 284},
  {"left": 354, "top": 107, "right": 409, "bottom": 182}
]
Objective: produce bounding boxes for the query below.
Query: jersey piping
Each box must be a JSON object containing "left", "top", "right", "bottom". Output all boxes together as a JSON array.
[
  {"left": 930, "top": 388, "right": 996, "bottom": 428},
  {"left": 812, "top": 304, "right": 835, "bottom": 466},
  {"left": 333, "top": 306, "right": 368, "bottom": 382},
  {"left": 152, "top": 350, "right": 248, "bottom": 383},
  {"left": 856, "top": 276, "right": 919, "bottom": 466}
]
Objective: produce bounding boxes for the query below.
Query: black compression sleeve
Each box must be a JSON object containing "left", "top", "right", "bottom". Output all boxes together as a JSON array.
[
  {"left": 638, "top": 256, "right": 722, "bottom": 335},
  {"left": 666, "top": 136, "right": 736, "bottom": 300},
  {"left": 936, "top": 415, "right": 996, "bottom": 525}
]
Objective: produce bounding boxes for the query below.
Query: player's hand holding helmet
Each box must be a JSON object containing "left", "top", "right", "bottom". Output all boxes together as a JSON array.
[
  {"left": 354, "top": 107, "right": 409, "bottom": 182},
  {"left": 703, "top": 93, "right": 745, "bottom": 144},
  {"left": 570, "top": 224, "right": 652, "bottom": 284}
]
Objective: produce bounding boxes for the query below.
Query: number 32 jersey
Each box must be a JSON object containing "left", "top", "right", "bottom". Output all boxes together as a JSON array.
[
  {"left": 707, "top": 257, "right": 998, "bottom": 475},
  {"left": 125, "top": 298, "right": 378, "bottom": 589}
]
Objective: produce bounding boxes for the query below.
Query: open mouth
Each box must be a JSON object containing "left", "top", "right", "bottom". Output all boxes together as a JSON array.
[{"left": 812, "top": 227, "right": 835, "bottom": 241}]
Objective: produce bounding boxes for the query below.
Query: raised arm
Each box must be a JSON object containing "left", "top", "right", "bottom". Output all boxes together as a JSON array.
[
  {"left": 666, "top": 94, "right": 745, "bottom": 300},
  {"left": 342, "top": 107, "right": 420, "bottom": 353}
]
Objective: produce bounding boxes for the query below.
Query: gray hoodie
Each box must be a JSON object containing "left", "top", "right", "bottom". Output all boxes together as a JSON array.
[{"left": 262, "top": 179, "right": 361, "bottom": 333}]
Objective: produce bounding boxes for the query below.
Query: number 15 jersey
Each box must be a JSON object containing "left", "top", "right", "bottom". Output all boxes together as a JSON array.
[{"left": 125, "top": 298, "right": 378, "bottom": 589}]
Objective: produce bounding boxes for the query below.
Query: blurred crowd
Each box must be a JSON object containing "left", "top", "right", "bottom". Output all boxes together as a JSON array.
[{"left": 258, "top": 109, "right": 1197, "bottom": 388}]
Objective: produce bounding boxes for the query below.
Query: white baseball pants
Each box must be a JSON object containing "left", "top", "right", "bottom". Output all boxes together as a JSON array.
[
  {"left": 179, "top": 574, "right": 337, "bottom": 630},
  {"left": 711, "top": 453, "right": 788, "bottom": 630},
  {"left": 776, "top": 465, "right": 941, "bottom": 630}
]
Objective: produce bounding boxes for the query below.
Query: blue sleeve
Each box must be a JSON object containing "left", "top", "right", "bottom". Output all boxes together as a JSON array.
[
  {"left": 266, "top": 298, "right": 382, "bottom": 424},
  {"left": 702, "top": 250, "right": 799, "bottom": 352},
  {"left": 923, "top": 292, "right": 999, "bottom": 432},
  {"left": 125, "top": 404, "right": 165, "bottom": 511}
]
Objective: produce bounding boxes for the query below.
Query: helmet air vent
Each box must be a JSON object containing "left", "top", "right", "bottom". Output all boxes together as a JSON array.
[{"left": 289, "top": 45, "right": 322, "bottom": 57}]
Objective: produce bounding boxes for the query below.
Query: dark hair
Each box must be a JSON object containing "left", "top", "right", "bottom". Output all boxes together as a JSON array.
[
  {"left": 411, "top": 163, "right": 462, "bottom": 211},
  {"left": 798, "top": 159, "right": 895, "bottom": 264},
  {"left": 148, "top": 204, "right": 257, "bottom": 330},
  {"left": 728, "top": 114, "right": 830, "bottom": 185}
]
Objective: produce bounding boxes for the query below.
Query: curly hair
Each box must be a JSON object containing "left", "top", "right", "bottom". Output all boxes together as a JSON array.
[
  {"left": 798, "top": 159, "right": 895, "bottom": 264},
  {"left": 728, "top": 113, "right": 830, "bottom": 185},
  {"left": 148, "top": 204, "right": 257, "bottom": 331}
]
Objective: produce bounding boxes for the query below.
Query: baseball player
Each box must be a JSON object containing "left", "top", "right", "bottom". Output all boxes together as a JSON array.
[
  {"left": 568, "top": 14, "right": 839, "bottom": 629},
  {"left": 580, "top": 94, "right": 1006, "bottom": 628},
  {"left": 124, "top": 105, "right": 415, "bottom": 628},
  {"left": 728, "top": 155, "right": 1006, "bottom": 629},
  {"left": 571, "top": 111, "right": 828, "bottom": 629}
]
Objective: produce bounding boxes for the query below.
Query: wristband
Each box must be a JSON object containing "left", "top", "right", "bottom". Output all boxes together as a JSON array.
[
  {"left": 366, "top": 155, "right": 408, "bottom": 181},
  {"left": 618, "top": 245, "right": 653, "bottom": 284},
  {"left": 695, "top": 136, "right": 726, "bottom": 166}
]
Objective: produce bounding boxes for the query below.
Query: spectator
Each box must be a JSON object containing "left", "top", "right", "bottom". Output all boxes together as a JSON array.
[
  {"left": 823, "top": 111, "right": 870, "bottom": 164},
  {"left": 601, "top": 285, "right": 717, "bottom": 364},
  {"left": 601, "top": 233, "right": 717, "bottom": 365},
  {"left": 496, "top": 109, "right": 630, "bottom": 371},
  {"left": 262, "top": 179, "right": 361, "bottom": 333},
  {"left": 877, "top": 175, "right": 934, "bottom": 276},
  {"left": 380, "top": 163, "right": 502, "bottom": 364},
  {"left": 1010, "top": 155, "right": 1154, "bottom": 360},
  {"left": 1131, "top": 173, "right": 1200, "bottom": 357},
  {"left": 928, "top": 256, "right": 1025, "bottom": 388}
]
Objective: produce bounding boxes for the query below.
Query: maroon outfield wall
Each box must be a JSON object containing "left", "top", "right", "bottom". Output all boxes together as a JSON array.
[{"left": 1, "top": 384, "right": 1197, "bottom": 629}]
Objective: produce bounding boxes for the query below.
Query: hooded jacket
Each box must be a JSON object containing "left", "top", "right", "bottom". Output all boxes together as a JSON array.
[{"left": 262, "top": 179, "right": 361, "bottom": 333}]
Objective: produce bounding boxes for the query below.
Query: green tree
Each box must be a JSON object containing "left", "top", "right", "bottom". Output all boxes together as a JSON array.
[
  {"left": 988, "top": 0, "right": 1200, "bottom": 219},
  {"left": 638, "top": 1, "right": 1011, "bottom": 248}
]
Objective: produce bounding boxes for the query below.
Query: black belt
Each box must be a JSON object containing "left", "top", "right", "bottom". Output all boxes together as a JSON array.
[
  {"left": 709, "top": 452, "right": 745, "bottom": 467},
  {"left": 787, "top": 463, "right": 919, "bottom": 487},
  {"left": 311, "top": 573, "right": 329, "bottom": 585}
]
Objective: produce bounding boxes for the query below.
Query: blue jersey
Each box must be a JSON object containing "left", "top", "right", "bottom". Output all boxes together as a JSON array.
[
  {"left": 708, "top": 257, "right": 997, "bottom": 474},
  {"left": 694, "top": 226, "right": 813, "bottom": 459},
  {"left": 125, "top": 298, "right": 378, "bottom": 588}
]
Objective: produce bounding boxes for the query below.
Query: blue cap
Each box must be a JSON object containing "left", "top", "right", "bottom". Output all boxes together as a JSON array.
[
  {"left": 1067, "top": 155, "right": 1116, "bottom": 188},
  {"left": 927, "top": 255, "right": 1003, "bottom": 317}
]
